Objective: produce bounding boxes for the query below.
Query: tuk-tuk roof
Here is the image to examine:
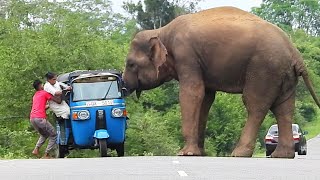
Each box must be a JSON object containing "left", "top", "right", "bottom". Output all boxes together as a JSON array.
[{"left": 57, "top": 69, "right": 122, "bottom": 83}]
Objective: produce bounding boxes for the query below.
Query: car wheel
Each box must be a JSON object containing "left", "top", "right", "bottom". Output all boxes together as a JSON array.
[
  {"left": 298, "top": 144, "right": 307, "bottom": 155},
  {"left": 300, "top": 145, "right": 307, "bottom": 155},
  {"left": 298, "top": 145, "right": 302, "bottom": 155}
]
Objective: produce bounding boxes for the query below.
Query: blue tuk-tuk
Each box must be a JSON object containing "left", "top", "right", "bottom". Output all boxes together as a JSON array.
[{"left": 55, "top": 70, "right": 128, "bottom": 157}]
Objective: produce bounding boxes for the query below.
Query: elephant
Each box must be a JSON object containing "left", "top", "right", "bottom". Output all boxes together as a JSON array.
[{"left": 122, "top": 6, "right": 320, "bottom": 158}]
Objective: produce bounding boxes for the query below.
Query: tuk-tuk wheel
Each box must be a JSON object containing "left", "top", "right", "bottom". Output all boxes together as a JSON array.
[
  {"left": 116, "top": 143, "right": 124, "bottom": 157},
  {"left": 55, "top": 145, "right": 68, "bottom": 158},
  {"left": 99, "top": 139, "right": 108, "bottom": 157}
]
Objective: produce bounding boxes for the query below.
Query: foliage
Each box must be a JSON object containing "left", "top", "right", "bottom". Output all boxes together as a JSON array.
[
  {"left": 123, "top": 0, "right": 175, "bottom": 29},
  {"left": 125, "top": 100, "right": 181, "bottom": 155},
  {"left": 122, "top": 0, "right": 202, "bottom": 29},
  {"left": 0, "top": 120, "right": 37, "bottom": 159},
  {"left": 206, "top": 93, "right": 246, "bottom": 156},
  {"left": 0, "top": 0, "right": 128, "bottom": 117},
  {"left": 252, "top": 0, "right": 320, "bottom": 36}
]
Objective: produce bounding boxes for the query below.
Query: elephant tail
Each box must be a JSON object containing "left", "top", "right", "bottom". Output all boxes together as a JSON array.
[
  {"left": 292, "top": 47, "right": 320, "bottom": 108},
  {"left": 301, "top": 70, "right": 320, "bottom": 108}
]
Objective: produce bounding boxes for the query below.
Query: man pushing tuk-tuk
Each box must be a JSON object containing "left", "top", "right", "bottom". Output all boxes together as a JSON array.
[{"left": 30, "top": 80, "right": 62, "bottom": 158}]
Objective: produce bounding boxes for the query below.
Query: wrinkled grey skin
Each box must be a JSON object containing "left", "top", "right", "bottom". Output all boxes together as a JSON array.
[{"left": 122, "top": 7, "right": 320, "bottom": 158}]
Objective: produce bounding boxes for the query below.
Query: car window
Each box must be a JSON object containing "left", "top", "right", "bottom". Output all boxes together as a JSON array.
[
  {"left": 268, "top": 126, "right": 278, "bottom": 135},
  {"left": 268, "top": 125, "right": 300, "bottom": 135},
  {"left": 292, "top": 125, "right": 299, "bottom": 134},
  {"left": 297, "top": 127, "right": 302, "bottom": 134}
]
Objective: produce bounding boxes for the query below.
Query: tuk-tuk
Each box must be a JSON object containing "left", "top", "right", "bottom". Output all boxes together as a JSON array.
[{"left": 55, "top": 70, "right": 128, "bottom": 157}]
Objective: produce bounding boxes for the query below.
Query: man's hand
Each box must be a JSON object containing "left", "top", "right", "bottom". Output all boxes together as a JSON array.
[
  {"left": 66, "top": 86, "right": 72, "bottom": 91},
  {"left": 51, "top": 95, "right": 62, "bottom": 104},
  {"left": 55, "top": 91, "right": 62, "bottom": 96}
]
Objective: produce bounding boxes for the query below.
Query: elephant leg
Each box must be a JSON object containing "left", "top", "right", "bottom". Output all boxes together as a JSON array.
[
  {"left": 231, "top": 104, "right": 269, "bottom": 157},
  {"left": 270, "top": 91, "right": 295, "bottom": 158},
  {"left": 198, "top": 90, "right": 216, "bottom": 155},
  {"left": 232, "top": 63, "right": 278, "bottom": 157},
  {"left": 178, "top": 80, "right": 205, "bottom": 156}
]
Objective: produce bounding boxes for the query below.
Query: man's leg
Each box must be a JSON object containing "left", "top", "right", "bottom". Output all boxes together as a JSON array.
[
  {"left": 43, "top": 120, "right": 57, "bottom": 158},
  {"left": 33, "top": 135, "right": 47, "bottom": 155},
  {"left": 30, "top": 118, "right": 48, "bottom": 156},
  {"left": 57, "top": 116, "right": 67, "bottom": 144}
]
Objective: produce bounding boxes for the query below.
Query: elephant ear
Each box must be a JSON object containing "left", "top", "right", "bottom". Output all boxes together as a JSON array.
[{"left": 149, "top": 37, "right": 168, "bottom": 78}]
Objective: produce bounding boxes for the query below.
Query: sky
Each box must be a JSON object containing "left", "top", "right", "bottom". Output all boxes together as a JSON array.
[{"left": 111, "top": 0, "right": 263, "bottom": 15}]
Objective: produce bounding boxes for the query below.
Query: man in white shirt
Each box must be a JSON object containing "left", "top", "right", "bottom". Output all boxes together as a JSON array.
[
  {"left": 44, "top": 72, "right": 71, "bottom": 145},
  {"left": 44, "top": 72, "right": 71, "bottom": 120}
]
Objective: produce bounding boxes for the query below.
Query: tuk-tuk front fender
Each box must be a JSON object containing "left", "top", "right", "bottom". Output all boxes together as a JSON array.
[{"left": 94, "top": 129, "right": 110, "bottom": 139}]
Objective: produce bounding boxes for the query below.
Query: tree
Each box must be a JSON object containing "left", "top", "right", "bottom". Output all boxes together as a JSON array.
[
  {"left": 0, "top": 0, "right": 8, "bottom": 18},
  {"left": 122, "top": 0, "right": 202, "bottom": 30},
  {"left": 294, "top": 0, "right": 320, "bottom": 36},
  {"left": 173, "top": 0, "right": 201, "bottom": 15},
  {"left": 252, "top": 0, "right": 320, "bottom": 36},
  {"left": 123, "top": 0, "right": 175, "bottom": 29}
]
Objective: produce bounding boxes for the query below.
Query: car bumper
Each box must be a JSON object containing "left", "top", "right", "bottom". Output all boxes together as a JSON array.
[{"left": 265, "top": 143, "right": 300, "bottom": 152}]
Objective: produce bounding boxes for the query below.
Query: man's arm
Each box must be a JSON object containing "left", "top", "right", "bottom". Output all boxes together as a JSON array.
[
  {"left": 45, "top": 102, "right": 50, "bottom": 110},
  {"left": 44, "top": 82, "right": 62, "bottom": 96},
  {"left": 50, "top": 95, "right": 62, "bottom": 104},
  {"left": 59, "top": 81, "right": 72, "bottom": 90},
  {"left": 44, "top": 92, "right": 62, "bottom": 104}
]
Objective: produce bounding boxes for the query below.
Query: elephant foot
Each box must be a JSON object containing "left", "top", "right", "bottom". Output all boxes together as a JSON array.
[
  {"left": 271, "top": 145, "right": 295, "bottom": 159},
  {"left": 231, "top": 146, "right": 254, "bottom": 157},
  {"left": 177, "top": 144, "right": 204, "bottom": 156}
]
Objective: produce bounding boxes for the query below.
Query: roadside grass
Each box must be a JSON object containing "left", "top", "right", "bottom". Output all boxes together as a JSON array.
[
  {"left": 253, "top": 153, "right": 265, "bottom": 158},
  {"left": 303, "top": 115, "right": 320, "bottom": 140},
  {"left": 253, "top": 144, "right": 266, "bottom": 158},
  {"left": 0, "top": 119, "right": 39, "bottom": 159}
]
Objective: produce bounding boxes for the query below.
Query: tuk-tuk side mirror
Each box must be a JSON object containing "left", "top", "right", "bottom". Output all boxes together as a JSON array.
[
  {"left": 303, "top": 131, "right": 308, "bottom": 135},
  {"left": 121, "top": 87, "right": 129, "bottom": 97},
  {"left": 61, "top": 89, "right": 71, "bottom": 103}
]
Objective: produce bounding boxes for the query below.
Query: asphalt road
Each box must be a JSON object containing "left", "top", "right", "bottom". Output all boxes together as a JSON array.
[{"left": 1, "top": 136, "right": 320, "bottom": 180}]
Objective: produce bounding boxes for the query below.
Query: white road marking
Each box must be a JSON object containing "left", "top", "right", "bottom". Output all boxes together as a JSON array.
[
  {"left": 172, "top": 160, "right": 180, "bottom": 164},
  {"left": 0, "top": 160, "right": 10, "bottom": 164},
  {"left": 177, "top": 171, "right": 188, "bottom": 177}
]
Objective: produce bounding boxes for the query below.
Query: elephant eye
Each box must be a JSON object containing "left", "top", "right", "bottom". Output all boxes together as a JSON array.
[{"left": 127, "top": 60, "right": 136, "bottom": 69}]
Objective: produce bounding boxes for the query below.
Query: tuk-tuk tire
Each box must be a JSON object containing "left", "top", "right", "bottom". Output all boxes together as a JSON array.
[
  {"left": 99, "top": 139, "right": 108, "bottom": 157},
  {"left": 116, "top": 143, "right": 124, "bottom": 157},
  {"left": 56, "top": 145, "right": 68, "bottom": 158}
]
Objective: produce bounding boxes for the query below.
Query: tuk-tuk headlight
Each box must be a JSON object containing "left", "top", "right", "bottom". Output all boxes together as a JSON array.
[
  {"left": 112, "top": 108, "right": 126, "bottom": 118},
  {"left": 77, "top": 110, "right": 90, "bottom": 120}
]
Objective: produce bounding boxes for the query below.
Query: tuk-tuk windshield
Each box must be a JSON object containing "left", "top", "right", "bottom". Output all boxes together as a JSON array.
[{"left": 72, "top": 76, "right": 120, "bottom": 101}]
